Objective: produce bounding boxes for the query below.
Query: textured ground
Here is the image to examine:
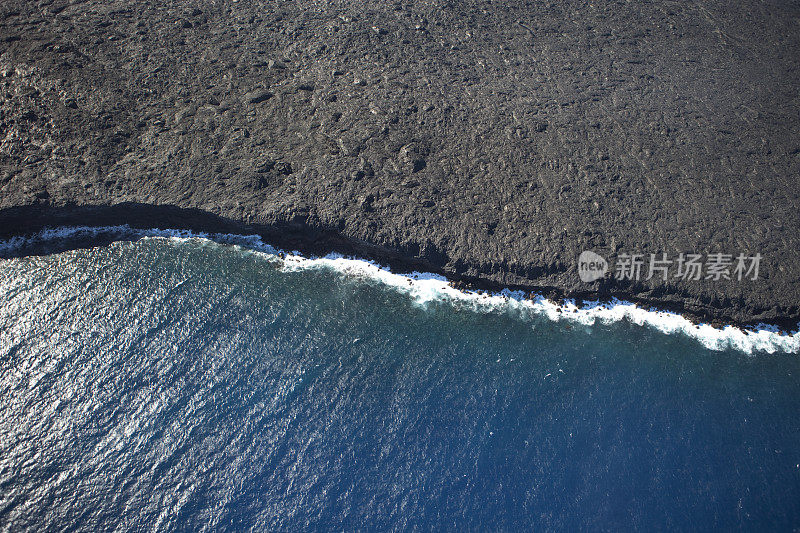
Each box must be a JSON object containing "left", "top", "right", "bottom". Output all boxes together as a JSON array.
[{"left": 1, "top": 0, "right": 799, "bottom": 327}]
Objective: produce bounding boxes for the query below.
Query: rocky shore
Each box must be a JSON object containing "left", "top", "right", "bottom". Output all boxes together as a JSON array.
[{"left": 1, "top": 1, "right": 799, "bottom": 329}]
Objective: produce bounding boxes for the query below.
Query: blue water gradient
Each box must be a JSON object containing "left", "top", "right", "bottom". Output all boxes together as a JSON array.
[{"left": 0, "top": 238, "right": 798, "bottom": 530}]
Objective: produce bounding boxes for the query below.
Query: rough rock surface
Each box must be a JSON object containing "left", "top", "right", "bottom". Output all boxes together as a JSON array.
[{"left": 1, "top": 0, "right": 799, "bottom": 328}]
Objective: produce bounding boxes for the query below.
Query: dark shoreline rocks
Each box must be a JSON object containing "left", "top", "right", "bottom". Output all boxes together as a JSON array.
[
  {"left": 1, "top": 202, "right": 797, "bottom": 333},
  {"left": 1, "top": 1, "right": 799, "bottom": 331}
]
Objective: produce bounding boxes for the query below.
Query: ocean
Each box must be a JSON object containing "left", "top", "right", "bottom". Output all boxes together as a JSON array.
[{"left": 1, "top": 229, "right": 798, "bottom": 530}]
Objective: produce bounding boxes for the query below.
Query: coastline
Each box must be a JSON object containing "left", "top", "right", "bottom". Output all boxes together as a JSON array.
[
  {"left": 0, "top": 202, "right": 796, "bottom": 331},
  {"left": 1, "top": 219, "right": 799, "bottom": 354},
  {"left": 2, "top": 1, "right": 799, "bottom": 334},
  {"left": 4, "top": 3, "right": 800, "bottom": 529}
]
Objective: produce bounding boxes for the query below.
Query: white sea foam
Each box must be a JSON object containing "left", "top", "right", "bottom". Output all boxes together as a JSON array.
[
  {"left": 1, "top": 225, "right": 798, "bottom": 355},
  {"left": 274, "top": 251, "right": 800, "bottom": 355}
]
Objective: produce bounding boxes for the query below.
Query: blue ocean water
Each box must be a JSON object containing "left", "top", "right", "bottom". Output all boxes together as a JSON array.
[{"left": 0, "top": 236, "right": 798, "bottom": 530}]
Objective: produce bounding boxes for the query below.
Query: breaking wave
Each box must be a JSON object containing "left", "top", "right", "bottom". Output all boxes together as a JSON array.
[{"left": 1, "top": 224, "right": 798, "bottom": 355}]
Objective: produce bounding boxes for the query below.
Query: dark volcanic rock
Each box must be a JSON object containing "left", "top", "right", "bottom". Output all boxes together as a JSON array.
[
  {"left": 245, "top": 90, "right": 274, "bottom": 104},
  {"left": 0, "top": 0, "right": 799, "bottom": 328}
]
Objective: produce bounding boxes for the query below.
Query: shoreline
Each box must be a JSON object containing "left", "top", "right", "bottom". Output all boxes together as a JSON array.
[
  {"left": 2, "top": 212, "right": 799, "bottom": 347},
  {"left": 2, "top": 2, "right": 799, "bottom": 337}
]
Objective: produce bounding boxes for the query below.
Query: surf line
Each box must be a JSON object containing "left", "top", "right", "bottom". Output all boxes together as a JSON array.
[{"left": 1, "top": 224, "right": 798, "bottom": 355}]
